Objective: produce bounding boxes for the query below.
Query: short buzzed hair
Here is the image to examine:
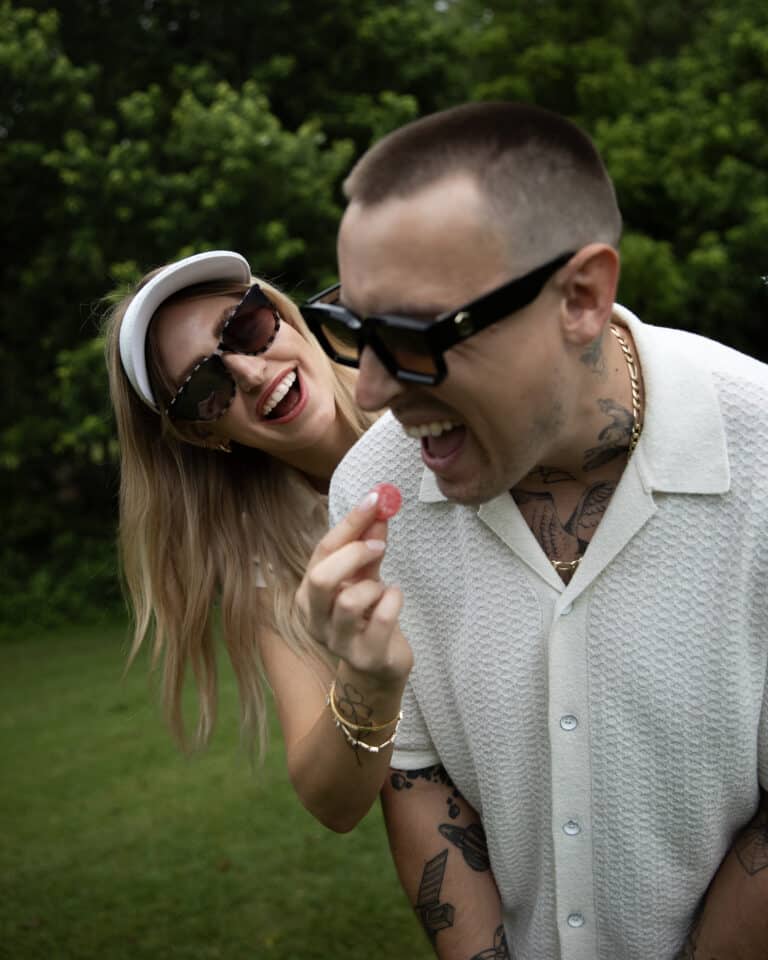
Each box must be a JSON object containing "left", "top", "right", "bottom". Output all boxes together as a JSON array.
[{"left": 344, "top": 101, "right": 622, "bottom": 266}]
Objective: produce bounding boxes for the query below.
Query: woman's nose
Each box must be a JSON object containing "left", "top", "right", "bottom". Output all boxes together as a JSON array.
[{"left": 221, "top": 352, "right": 269, "bottom": 391}]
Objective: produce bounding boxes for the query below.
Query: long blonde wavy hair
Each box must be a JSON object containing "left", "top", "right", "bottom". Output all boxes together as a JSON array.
[{"left": 104, "top": 269, "right": 375, "bottom": 755}]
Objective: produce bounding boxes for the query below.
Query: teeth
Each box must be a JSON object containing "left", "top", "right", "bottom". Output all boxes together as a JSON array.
[
  {"left": 263, "top": 371, "right": 296, "bottom": 416},
  {"left": 403, "top": 420, "right": 459, "bottom": 439}
]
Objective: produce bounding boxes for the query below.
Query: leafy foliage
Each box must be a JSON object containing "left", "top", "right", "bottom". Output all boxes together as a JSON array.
[{"left": 2, "top": 0, "right": 766, "bottom": 628}]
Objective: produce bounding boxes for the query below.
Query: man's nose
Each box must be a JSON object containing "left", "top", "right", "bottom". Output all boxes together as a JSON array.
[
  {"left": 221, "top": 352, "right": 268, "bottom": 391},
  {"left": 355, "top": 345, "right": 404, "bottom": 411}
]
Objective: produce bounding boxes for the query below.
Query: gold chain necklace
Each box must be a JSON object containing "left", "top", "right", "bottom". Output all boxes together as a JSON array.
[
  {"left": 609, "top": 323, "right": 643, "bottom": 455},
  {"left": 549, "top": 324, "right": 643, "bottom": 575}
]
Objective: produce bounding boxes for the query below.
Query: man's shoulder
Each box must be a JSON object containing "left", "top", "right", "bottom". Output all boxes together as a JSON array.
[
  {"left": 330, "top": 412, "right": 422, "bottom": 509},
  {"left": 644, "top": 321, "right": 768, "bottom": 388}
]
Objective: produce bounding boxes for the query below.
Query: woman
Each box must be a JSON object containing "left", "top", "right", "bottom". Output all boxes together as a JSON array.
[{"left": 104, "top": 250, "right": 412, "bottom": 831}]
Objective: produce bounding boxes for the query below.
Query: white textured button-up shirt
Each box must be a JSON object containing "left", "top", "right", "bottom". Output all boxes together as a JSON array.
[{"left": 329, "top": 306, "right": 768, "bottom": 960}]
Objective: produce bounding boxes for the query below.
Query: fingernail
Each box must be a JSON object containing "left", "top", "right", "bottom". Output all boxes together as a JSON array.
[
  {"left": 357, "top": 491, "right": 379, "bottom": 512},
  {"left": 365, "top": 539, "right": 386, "bottom": 552}
]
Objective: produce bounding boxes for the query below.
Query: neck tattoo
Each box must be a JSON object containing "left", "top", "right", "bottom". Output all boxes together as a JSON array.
[{"left": 549, "top": 324, "right": 643, "bottom": 576}]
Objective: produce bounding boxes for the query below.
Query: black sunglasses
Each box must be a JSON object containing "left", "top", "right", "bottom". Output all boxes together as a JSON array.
[
  {"left": 300, "top": 252, "right": 574, "bottom": 385},
  {"left": 165, "top": 284, "right": 281, "bottom": 421}
]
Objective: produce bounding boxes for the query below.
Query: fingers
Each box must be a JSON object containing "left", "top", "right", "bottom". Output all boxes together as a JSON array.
[
  {"left": 330, "top": 578, "right": 388, "bottom": 634},
  {"left": 312, "top": 489, "right": 386, "bottom": 563},
  {"left": 365, "top": 585, "right": 404, "bottom": 635},
  {"left": 359, "top": 516, "right": 388, "bottom": 580},
  {"left": 326, "top": 582, "right": 404, "bottom": 663},
  {"left": 306, "top": 539, "right": 387, "bottom": 615},
  {"left": 336, "top": 586, "right": 409, "bottom": 676},
  {"left": 296, "top": 488, "right": 405, "bottom": 680}
]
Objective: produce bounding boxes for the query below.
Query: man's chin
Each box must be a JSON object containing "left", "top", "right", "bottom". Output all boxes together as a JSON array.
[{"left": 435, "top": 472, "right": 504, "bottom": 507}]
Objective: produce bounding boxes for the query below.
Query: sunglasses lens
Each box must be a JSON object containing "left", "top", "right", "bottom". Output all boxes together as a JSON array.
[
  {"left": 377, "top": 326, "right": 438, "bottom": 377},
  {"left": 222, "top": 287, "right": 278, "bottom": 354},
  {"left": 319, "top": 315, "right": 360, "bottom": 362},
  {"left": 171, "top": 356, "right": 234, "bottom": 422}
]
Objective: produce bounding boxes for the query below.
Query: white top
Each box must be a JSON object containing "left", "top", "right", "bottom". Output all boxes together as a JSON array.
[{"left": 329, "top": 307, "right": 768, "bottom": 960}]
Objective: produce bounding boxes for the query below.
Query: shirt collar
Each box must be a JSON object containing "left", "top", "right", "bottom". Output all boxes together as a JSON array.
[
  {"left": 614, "top": 304, "right": 730, "bottom": 495},
  {"left": 418, "top": 305, "right": 730, "bottom": 504}
]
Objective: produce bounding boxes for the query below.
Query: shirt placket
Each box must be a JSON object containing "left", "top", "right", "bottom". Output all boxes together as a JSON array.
[{"left": 549, "top": 593, "right": 598, "bottom": 960}]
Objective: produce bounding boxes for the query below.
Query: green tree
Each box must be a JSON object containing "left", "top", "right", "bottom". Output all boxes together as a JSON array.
[
  {"left": 2, "top": 0, "right": 766, "bottom": 631},
  {"left": 0, "top": 0, "right": 465, "bottom": 631}
]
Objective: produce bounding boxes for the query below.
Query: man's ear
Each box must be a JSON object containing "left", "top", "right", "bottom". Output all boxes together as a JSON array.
[{"left": 558, "top": 244, "right": 620, "bottom": 347}]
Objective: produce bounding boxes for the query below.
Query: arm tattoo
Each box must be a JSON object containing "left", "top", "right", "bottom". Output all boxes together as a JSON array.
[
  {"left": 438, "top": 821, "right": 490, "bottom": 871},
  {"left": 333, "top": 682, "right": 379, "bottom": 766},
  {"left": 469, "top": 925, "right": 512, "bottom": 960},
  {"left": 334, "top": 681, "right": 374, "bottom": 727},
  {"left": 583, "top": 398, "right": 634, "bottom": 470},
  {"left": 390, "top": 765, "right": 455, "bottom": 791},
  {"left": 416, "top": 849, "right": 455, "bottom": 944},
  {"left": 391, "top": 766, "right": 466, "bottom": 820}
]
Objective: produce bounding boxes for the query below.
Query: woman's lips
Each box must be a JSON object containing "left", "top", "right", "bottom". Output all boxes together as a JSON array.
[
  {"left": 259, "top": 367, "right": 297, "bottom": 417},
  {"left": 263, "top": 368, "right": 308, "bottom": 424}
]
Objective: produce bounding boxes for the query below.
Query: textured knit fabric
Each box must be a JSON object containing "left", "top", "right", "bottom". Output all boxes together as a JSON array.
[{"left": 329, "top": 306, "right": 768, "bottom": 960}]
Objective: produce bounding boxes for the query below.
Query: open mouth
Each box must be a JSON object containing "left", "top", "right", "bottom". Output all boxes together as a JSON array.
[
  {"left": 262, "top": 369, "right": 303, "bottom": 421},
  {"left": 403, "top": 419, "right": 465, "bottom": 460},
  {"left": 421, "top": 425, "right": 466, "bottom": 461}
]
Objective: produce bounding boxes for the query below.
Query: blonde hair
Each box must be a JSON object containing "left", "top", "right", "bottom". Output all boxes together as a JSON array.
[{"left": 104, "top": 268, "right": 374, "bottom": 755}]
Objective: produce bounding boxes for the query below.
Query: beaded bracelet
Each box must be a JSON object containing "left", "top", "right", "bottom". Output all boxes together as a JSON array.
[
  {"left": 331, "top": 713, "right": 403, "bottom": 754},
  {"left": 327, "top": 679, "right": 401, "bottom": 732}
]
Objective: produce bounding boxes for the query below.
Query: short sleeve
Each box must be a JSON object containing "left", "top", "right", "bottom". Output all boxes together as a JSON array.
[{"left": 391, "top": 679, "right": 440, "bottom": 770}]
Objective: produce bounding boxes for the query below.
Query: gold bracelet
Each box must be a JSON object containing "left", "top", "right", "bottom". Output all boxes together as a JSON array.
[
  {"left": 332, "top": 714, "right": 403, "bottom": 754},
  {"left": 327, "top": 679, "right": 402, "bottom": 732}
]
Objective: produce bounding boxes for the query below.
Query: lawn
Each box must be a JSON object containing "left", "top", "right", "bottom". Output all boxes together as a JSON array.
[{"left": 0, "top": 621, "right": 431, "bottom": 959}]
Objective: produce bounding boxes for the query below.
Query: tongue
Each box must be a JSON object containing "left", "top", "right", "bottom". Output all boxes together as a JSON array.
[
  {"left": 269, "top": 381, "right": 300, "bottom": 419},
  {"left": 424, "top": 426, "right": 465, "bottom": 459}
]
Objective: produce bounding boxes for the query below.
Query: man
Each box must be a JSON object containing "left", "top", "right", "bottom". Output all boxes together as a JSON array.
[{"left": 301, "top": 102, "right": 768, "bottom": 958}]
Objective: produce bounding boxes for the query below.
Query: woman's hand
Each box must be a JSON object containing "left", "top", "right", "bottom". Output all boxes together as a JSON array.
[{"left": 296, "top": 487, "right": 413, "bottom": 687}]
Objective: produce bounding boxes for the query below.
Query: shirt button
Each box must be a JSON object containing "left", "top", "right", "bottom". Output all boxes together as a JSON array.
[
  {"left": 567, "top": 913, "right": 585, "bottom": 928},
  {"left": 563, "top": 820, "right": 581, "bottom": 836},
  {"left": 560, "top": 715, "right": 578, "bottom": 731},
  {"left": 561, "top": 603, "right": 573, "bottom": 616}
]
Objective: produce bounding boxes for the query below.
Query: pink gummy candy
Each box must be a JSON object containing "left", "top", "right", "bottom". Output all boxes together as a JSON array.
[{"left": 373, "top": 483, "right": 402, "bottom": 521}]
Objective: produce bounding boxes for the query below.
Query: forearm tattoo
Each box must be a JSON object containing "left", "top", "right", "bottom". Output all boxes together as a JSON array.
[
  {"left": 416, "top": 849, "right": 455, "bottom": 944},
  {"left": 438, "top": 821, "right": 491, "bottom": 871},
  {"left": 469, "top": 925, "right": 512, "bottom": 960},
  {"left": 334, "top": 681, "right": 374, "bottom": 728},
  {"left": 391, "top": 767, "right": 491, "bottom": 870},
  {"left": 391, "top": 767, "right": 496, "bottom": 949}
]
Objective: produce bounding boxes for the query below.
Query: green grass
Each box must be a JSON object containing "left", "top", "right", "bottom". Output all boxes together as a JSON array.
[{"left": 0, "top": 622, "right": 431, "bottom": 959}]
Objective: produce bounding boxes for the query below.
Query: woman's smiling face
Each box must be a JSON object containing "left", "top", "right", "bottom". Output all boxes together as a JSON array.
[{"left": 152, "top": 290, "right": 342, "bottom": 467}]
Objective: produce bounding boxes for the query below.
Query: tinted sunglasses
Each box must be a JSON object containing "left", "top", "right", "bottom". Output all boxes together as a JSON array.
[
  {"left": 300, "top": 252, "right": 574, "bottom": 386},
  {"left": 165, "top": 284, "right": 281, "bottom": 421}
]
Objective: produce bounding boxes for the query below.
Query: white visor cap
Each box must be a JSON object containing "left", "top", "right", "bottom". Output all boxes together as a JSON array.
[{"left": 118, "top": 250, "right": 252, "bottom": 411}]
